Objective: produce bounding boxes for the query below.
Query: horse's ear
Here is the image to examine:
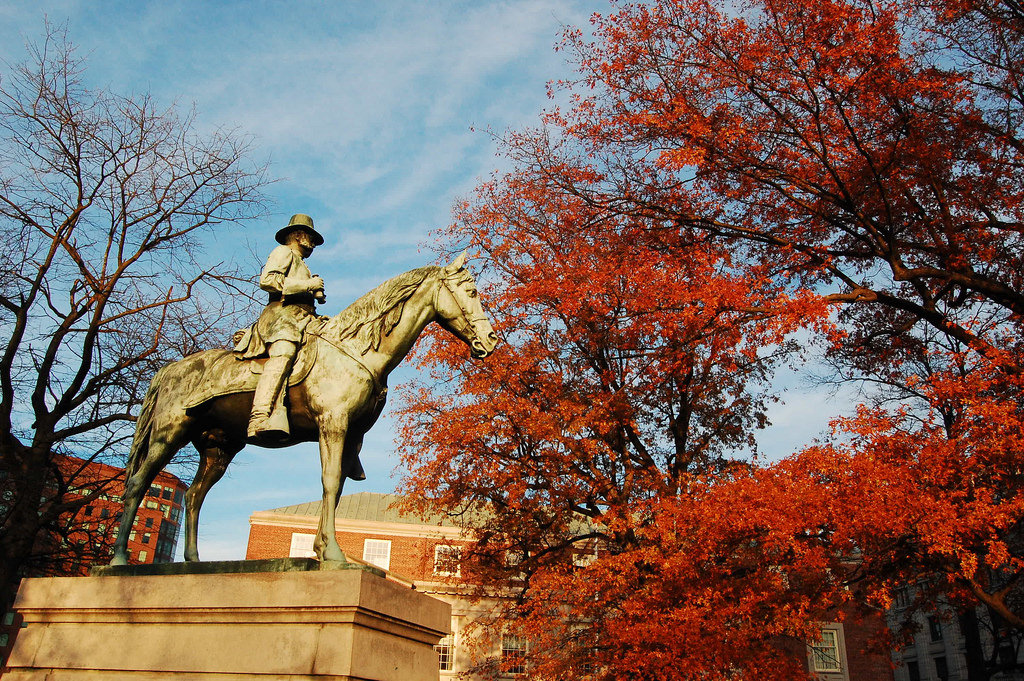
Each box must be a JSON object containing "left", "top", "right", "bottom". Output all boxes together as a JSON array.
[{"left": 446, "top": 251, "right": 468, "bottom": 274}]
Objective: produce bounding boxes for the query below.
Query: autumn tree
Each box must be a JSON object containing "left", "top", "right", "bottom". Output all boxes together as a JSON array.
[
  {"left": 398, "top": 186, "right": 827, "bottom": 679},
  {"left": 0, "top": 29, "right": 269, "bottom": 607},
  {"left": 398, "top": 0, "right": 1024, "bottom": 678}
]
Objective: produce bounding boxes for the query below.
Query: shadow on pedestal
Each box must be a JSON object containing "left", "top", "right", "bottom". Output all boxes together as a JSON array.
[{"left": 90, "top": 556, "right": 385, "bottom": 578}]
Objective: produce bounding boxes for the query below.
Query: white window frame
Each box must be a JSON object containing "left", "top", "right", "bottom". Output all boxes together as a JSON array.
[
  {"left": 435, "top": 630, "right": 455, "bottom": 672},
  {"left": 807, "top": 623, "right": 850, "bottom": 681},
  {"left": 501, "top": 634, "right": 528, "bottom": 676},
  {"left": 362, "top": 538, "right": 392, "bottom": 571},
  {"left": 289, "top": 533, "right": 316, "bottom": 558},
  {"left": 505, "top": 549, "right": 527, "bottom": 580},
  {"left": 433, "top": 544, "right": 462, "bottom": 577}
]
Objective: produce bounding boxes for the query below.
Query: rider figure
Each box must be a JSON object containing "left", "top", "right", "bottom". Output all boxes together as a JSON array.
[{"left": 234, "top": 214, "right": 326, "bottom": 442}]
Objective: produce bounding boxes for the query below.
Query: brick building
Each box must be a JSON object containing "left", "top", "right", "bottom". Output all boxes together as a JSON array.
[
  {"left": 0, "top": 456, "right": 187, "bottom": 666},
  {"left": 248, "top": 493, "right": 489, "bottom": 677},
  {"left": 247, "top": 491, "right": 894, "bottom": 680}
]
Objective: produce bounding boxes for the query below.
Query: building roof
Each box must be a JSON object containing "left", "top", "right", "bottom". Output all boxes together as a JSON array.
[{"left": 264, "top": 492, "right": 462, "bottom": 527}]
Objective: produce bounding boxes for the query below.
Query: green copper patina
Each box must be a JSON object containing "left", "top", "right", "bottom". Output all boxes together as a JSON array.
[{"left": 109, "top": 242, "right": 497, "bottom": 566}]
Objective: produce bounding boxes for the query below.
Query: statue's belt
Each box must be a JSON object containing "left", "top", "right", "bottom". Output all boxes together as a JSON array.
[{"left": 267, "top": 292, "right": 316, "bottom": 306}]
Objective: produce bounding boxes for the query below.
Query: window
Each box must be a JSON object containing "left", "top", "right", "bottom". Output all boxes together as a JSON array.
[
  {"left": 999, "top": 638, "right": 1017, "bottom": 666},
  {"left": 84, "top": 506, "right": 93, "bottom": 516},
  {"left": 810, "top": 629, "right": 842, "bottom": 673},
  {"left": 434, "top": 545, "right": 462, "bottom": 577},
  {"left": 138, "top": 550, "right": 148, "bottom": 562},
  {"left": 362, "top": 539, "right": 391, "bottom": 571},
  {"left": 505, "top": 549, "right": 526, "bottom": 580},
  {"left": 2, "top": 611, "right": 14, "bottom": 626},
  {"left": 501, "top": 634, "right": 527, "bottom": 675},
  {"left": 156, "top": 539, "right": 174, "bottom": 562},
  {"left": 928, "top": 616, "right": 943, "bottom": 642},
  {"left": 289, "top": 533, "right": 316, "bottom": 558},
  {"left": 0, "top": 633, "right": 7, "bottom": 647},
  {"left": 162, "top": 488, "right": 172, "bottom": 500},
  {"left": 435, "top": 634, "right": 455, "bottom": 672},
  {"left": 907, "top": 660, "right": 921, "bottom": 681},
  {"left": 807, "top": 624, "right": 849, "bottom": 680},
  {"left": 145, "top": 500, "right": 158, "bottom": 510},
  {"left": 129, "top": 530, "right": 136, "bottom": 542},
  {"left": 100, "top": 507, "right": 110, "bottom": 519},
  {"left": 145, "top": 517, "right": 154, "bottom": 528},
  {"left": 934, "top": 657, "right": 949, "bottom": 681},
  {"left": 142, "top": 533, "right": 151, "bottom": 544},
  {"left": 148, "top": 485, "right": 160, "bottom": 498},
  {"left": 894, "top": 586, "right": 912, "bottom": 609}
]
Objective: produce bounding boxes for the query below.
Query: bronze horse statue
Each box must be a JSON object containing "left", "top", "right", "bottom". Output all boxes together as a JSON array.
[{"left": 110, "top": 253, "right": 497, "bottom": 565}]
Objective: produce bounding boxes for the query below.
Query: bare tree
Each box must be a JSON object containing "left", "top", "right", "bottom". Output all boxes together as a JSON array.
[{"left": 0, "top": 28, "right": 271, "bottom": 606}]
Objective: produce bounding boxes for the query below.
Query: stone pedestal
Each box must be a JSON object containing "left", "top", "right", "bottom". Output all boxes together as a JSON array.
[{"left": 5, "top": 559, "right": 450, "bottom": 680}]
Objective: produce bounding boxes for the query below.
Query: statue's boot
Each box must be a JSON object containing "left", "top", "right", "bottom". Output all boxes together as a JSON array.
[{"left": 247, "top": 356, "right": 291, "bottom": 443}]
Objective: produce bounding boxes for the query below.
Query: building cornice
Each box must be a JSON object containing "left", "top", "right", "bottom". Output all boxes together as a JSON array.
[{"left": 249, "top": 510, "right": 473, "bottom": 541}]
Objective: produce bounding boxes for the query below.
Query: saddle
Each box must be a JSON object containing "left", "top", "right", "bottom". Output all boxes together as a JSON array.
[{"left": 182, "top": 339, "right": 318, "bottom": 413}]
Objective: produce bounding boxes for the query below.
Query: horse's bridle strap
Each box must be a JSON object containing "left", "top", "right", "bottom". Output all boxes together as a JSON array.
[{"left": 436, "top": 273, "right": 484, "bottom": 346}]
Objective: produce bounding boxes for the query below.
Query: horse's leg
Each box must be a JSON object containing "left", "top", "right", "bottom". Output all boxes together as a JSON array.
[
  {"left": 184, "top": 430, "right": 242, "bottom": 562},
  {"left": 314, "top": 416, "right": 348, "bottom": 562},
  {"left": 110, "top": 426, "right": 186, "bottom": 566}
]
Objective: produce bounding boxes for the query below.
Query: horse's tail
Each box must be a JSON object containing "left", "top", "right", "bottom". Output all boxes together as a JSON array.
[{"left": 126, "top": 366, "right": 167, "bottom": 482}]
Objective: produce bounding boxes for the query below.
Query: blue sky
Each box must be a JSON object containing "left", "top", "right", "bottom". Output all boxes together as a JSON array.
[{"left": 1, "top": 1, "right": 849, "bottom": 560}]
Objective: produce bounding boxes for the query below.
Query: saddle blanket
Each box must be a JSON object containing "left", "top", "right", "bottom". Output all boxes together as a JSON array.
[{"left": 183, "top": 339, "right": 318, "bottom": 413}]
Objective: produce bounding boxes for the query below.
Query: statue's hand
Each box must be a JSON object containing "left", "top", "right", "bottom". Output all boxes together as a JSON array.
[
  {"left": 315, "top": 291, "right": 326, "bottom": 303},
  {"left": 308, "top": 276, "right": 325, "bottom": 292}
]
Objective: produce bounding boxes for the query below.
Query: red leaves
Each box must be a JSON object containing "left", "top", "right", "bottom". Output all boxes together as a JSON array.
[{"left": 396, "top": 0, "right": 1024, "bottom": 676}]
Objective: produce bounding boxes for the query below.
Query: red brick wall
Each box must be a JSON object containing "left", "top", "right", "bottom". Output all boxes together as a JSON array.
[
  {"left": 2, "top": 460, "right": 187, "bottom": 668},
  {"left": 246, "top": 522, "right": 468, "bottom": 582},
  {"left": 843, "top": 610, "right": 896, "bottom": 681}
]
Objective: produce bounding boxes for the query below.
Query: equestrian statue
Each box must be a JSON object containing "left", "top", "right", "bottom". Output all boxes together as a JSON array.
[{"left": 109, "top": 214, "right": 498, "bottom": 565}]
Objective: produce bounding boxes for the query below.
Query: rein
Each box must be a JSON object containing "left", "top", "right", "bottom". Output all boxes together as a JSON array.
[{"left": 307, "top": 331, "right": 383, "bottom": 396}]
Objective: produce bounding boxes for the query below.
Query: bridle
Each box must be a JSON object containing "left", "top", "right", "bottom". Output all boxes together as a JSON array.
[
  {"left": 310, "top": 269, "right": 488, "bottom": 392},
  {"left": 434, "top": 270, "right": 489, "bottom": 350}
]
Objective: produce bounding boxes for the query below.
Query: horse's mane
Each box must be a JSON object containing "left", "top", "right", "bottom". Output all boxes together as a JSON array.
[{"left": 319, "top": 265, "right": 441, "bottom": 355}]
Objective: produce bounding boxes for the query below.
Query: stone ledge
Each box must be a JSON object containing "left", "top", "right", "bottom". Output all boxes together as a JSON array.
[{"left": 90, "top": 557, "right": 384, "bottom": 578}]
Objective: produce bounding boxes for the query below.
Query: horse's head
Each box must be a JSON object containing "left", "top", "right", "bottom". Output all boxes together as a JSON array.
[{"left": 434, "top": 252, "right": 498, "bottom": 359}]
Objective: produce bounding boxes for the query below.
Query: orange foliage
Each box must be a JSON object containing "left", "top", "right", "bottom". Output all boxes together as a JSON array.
[{"left": 398, "top": 0, "right": 1024, "bottom": 677}]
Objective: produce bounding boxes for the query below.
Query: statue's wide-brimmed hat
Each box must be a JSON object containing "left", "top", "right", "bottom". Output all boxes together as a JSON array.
[{"left": 275, "top": 213, "right": 324, "bottom": 246}]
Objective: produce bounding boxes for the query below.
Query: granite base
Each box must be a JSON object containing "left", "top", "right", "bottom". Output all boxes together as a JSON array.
[{"left": 5, "top": 562, "right": 449, "bottom": 680}]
